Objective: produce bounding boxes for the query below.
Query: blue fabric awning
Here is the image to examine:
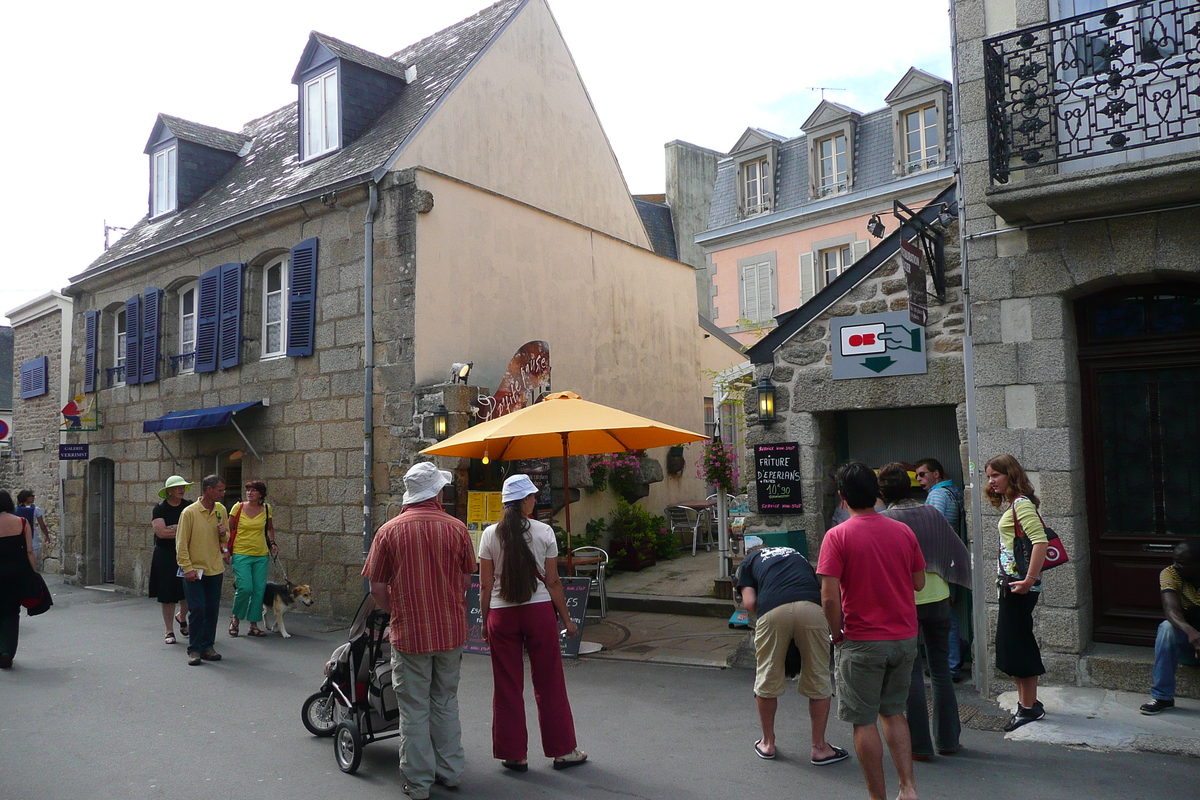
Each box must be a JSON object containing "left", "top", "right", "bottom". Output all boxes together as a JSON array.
[{"left": 143, "top": 401, "right": 263, "bottom": 433}]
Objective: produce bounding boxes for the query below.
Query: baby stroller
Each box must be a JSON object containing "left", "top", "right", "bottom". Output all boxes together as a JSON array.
[{"left": 300, "top": 594, "right": 400, "bottom": 773}]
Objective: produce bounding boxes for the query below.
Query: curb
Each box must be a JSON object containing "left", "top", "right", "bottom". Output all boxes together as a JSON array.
[{"left": 601, "top": 593, "right": 733, "bottom": 618}]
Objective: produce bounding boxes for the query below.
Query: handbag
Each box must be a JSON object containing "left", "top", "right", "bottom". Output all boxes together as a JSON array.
[{"left": 1012, "top": 498, "right": 1069, "bottom": 573}]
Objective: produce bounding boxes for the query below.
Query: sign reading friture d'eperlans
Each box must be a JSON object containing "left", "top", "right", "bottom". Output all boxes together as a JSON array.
[{"left": 754, "top": 442, "right": 803, "bottom": 513}]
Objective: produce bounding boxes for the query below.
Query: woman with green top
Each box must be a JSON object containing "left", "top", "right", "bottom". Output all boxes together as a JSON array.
[
  {"left": 227, "top": 480, "right": 277, "bottom": 638},
  {"left": 985, "top": 454, "right": 1049, "bottom": 732}
]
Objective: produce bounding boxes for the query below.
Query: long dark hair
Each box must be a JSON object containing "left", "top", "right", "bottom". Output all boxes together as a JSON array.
[
  {"left": 496, "top": 501, "right": 540, "bottom": 605},
  {"left": 0, "top": 490, "right": 14, "bottom": 514}
]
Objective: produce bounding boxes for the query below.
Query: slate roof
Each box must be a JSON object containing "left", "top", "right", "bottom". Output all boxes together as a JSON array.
[
  {"left": 707, "top": 100, "right": 955, "bottom": 231},
  {"left": 633, "top": 197, "right": 678, "bottom": 261},
  {"left": 309, "top": 32, "right": 411, "bottom": 82},
  {"left": 78, "top": 0, "right": 524, "bottom": 280},
  {"left": 151, "top": 114, "right": 250, "bottom": 155}
]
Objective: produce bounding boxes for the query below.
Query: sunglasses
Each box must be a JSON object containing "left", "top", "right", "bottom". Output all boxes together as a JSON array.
[{"left": 915, "top": 471, "right": 929, "bottom": 478}]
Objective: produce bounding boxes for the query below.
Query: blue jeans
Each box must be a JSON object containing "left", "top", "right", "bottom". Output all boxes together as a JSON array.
[
  {"left": 907, "top": 598, "right": 960, "bottom": 755},
  {"left": 1151, "top": 620, "right": 1200, "bottom": 700},
  {"left": 182, "top": 573, "right": 223, "bottom": 655}
]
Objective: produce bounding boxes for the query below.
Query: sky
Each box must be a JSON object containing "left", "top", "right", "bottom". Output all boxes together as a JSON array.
[{"left": 0, "top": 0, "right": 952, "bottom": 325}]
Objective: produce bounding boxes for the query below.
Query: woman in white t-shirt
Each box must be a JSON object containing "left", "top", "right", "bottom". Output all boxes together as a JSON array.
[{"left": 478, "top": 474, "right": 587, "bottom": 773}]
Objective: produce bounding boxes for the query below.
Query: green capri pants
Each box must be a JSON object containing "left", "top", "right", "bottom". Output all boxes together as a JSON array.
[{"left": 231, "top": 553, "right": 269, "bottom": 622}]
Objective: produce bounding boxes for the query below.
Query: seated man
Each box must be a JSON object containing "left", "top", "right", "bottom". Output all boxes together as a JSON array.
[
  {"left": 736, "top": 536, "right": 848, "bottom": 766},
  {"left": 1140, "top": 538, "right": 1200, "bottom": 715}
]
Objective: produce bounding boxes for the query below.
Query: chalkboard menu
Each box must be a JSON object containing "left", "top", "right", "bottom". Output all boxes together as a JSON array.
[
  {"left": 754, "top": 442, "right": 803, "bottom": 513},
  {"left": 464, "top": 575, "right": 591, "bottom": 658}
]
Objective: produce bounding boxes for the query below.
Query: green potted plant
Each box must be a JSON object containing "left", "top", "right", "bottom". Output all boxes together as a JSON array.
[{"left": 608, "top": 500, "right": 658, "bottom": 571}]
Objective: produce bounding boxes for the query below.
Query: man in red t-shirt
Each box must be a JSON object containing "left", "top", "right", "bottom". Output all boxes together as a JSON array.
[
  {"left": 818, "top": 462, "right": 925, "bottom": 800},
  {"left": 364, "top": 462, "right": 477, "bottom": 800}
]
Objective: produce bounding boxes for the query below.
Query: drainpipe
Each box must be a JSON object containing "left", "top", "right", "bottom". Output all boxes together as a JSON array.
[
  {"left": 363, "top": 180, "right": 379, "bottom": 570},
  {"left": 947, "top": 0, "right": 990, "bottom": 697}
]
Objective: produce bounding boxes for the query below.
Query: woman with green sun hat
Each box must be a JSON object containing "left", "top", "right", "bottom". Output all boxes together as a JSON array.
[{"left": 150, "top": 476, "right": 192, "bottom": 644}]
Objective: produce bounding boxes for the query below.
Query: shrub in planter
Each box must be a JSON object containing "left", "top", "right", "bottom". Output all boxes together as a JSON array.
[{"left": 608, "top": 500, "right": 659, "bottom": 571}]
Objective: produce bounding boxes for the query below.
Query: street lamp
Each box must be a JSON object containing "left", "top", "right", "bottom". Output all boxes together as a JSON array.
[
  {"left": 756, "top": 375, "right": 776, "bottom": 427},
  {"left": 433, "top": 404, "right": 449, "bottom": 441}
]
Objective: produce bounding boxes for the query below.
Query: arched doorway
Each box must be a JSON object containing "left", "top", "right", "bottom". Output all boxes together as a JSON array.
[
  {"left": 85, "top": 458, "right": 115, "bottom": 585},
  {"left": 1077, "top": 283, "right": 1200, "bottom": 645}
]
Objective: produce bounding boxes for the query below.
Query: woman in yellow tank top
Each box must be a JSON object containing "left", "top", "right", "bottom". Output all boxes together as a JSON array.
[{"left": 227, "top": 481, "right": 278, "bottom": 637}]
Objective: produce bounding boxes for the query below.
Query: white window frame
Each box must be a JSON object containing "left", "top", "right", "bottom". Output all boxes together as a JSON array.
[
  {"left": 820, "top": 245, "right": 853, "bottom": 286},
  {"left": 742, "top": 158, "right": 769, "bottom": 216},
  {"left": 115, "top": 309, "right": 127, "bottom": 386},
  {"left": 817, "top": 133, "right": 848, "bottom": 196},
  {"left": 903, "top": 104, "right": 939, "bottom": 174},
  {"left": 151, "top": 145, "right": 177, "bottom": 218},
  {"left": 262, "top": 256, "right": 289, "bottom": 359},
  {"left": 302, "top": 68, "right": 340, "bottom": 160},
  {"left": 178, "top": 281, "right": 198, "bottom": 374}
]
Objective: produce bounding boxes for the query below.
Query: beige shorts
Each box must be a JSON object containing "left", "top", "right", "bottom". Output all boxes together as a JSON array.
[{"left": 753, "top": 600, "right": 833, "bottom": 700}]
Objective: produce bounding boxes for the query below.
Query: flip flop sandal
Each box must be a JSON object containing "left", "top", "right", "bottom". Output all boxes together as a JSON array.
[
  {"left": 228, "top": 618, "right": 240, "bottom": 637},
  {"left": 552, "top": 750, "right": 588, "bottom": 770},
  {"left": 247, "top": 628, "right": 268, "bottom": 637},
  {"left": 164, "top": 631, "right": 177, "bottom": 645},
  {"left": 811, "top": 745, "right": 850, "bottom": 766},
  {"left": 175, "top": 613, "right": 189, "bottom": 636},
  {"left": 500, "top": 760, "right": 528, "bottom": 773},
  {"left": 754, "top": 740, "right": 776, "bottom": 760}
]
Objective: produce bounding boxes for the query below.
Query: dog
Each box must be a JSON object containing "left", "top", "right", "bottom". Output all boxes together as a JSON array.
[{"left": 261, "top": 582, "right": 314, "bottom": 638}]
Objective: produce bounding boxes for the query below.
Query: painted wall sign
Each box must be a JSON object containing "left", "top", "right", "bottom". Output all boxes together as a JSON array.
[
  {"left": 59, "top": 443, "right": 90, "bottom": 460},
  {"left": 474, "top": 340, "right": 552, "bottom": 422},
  {"left": 465, "top": 575, "right": 590, "bottom": 658},
  {"left": 831, "top": 311, "right": 927, "bottom": 380},
  {"left": 754, "top": 442, "right": 803, "bottom": 513},
  {"left": 900, "top": 238, "right": 929, "bottom": 326}
]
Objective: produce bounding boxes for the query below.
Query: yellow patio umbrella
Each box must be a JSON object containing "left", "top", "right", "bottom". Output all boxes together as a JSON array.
[{"left": 421, "top": 391, "right": 707, "bottom": 561}]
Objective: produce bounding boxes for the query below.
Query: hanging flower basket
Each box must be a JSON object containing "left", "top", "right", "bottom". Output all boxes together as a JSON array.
[{"left": 697, "top": 440, "right": 740, "bottom": 494}]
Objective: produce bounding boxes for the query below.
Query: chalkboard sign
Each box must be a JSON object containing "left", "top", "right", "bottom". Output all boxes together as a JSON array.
[
  {"left": 754, "top": 442, "right": 803, "bottom": 513},
  {"left": 464, "top": 575, "right": 591, "bottom": 658}
]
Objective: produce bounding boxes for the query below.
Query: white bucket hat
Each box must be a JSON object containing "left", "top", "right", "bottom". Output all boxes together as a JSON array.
[
  {"left": 501, "top": 474, "right": 539, "bottom": 504},
  {"left": 159, "top": 475, "right": 192, "bottom": 499},
  {"left": 402, "top": 462, "right": 452, "bottom": 505}
]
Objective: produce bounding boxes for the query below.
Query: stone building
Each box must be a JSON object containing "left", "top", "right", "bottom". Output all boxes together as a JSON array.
[
  {"left": 946, "top": 0, "right": 1200, "bottom": 694},
  {"left": 49, "top": 0, "right": 709, "bottom": 616},
  {"left": 5, "top": 293, "right": 73, "bottom": 573}
]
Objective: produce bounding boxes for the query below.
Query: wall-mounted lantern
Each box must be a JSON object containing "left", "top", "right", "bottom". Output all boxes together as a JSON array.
[
  {"left": 756, "top": 375, "right": 776, "bottom": 427},
  {"left": 433, "top": 404, "right": 450, "bottom": 441}
]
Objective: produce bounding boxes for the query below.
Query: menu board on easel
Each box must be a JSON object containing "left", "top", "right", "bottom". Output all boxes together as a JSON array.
[
  {"left": 754, "top": 442, "right": 803, "bottom": 513},
  {"left": 464, "top": 575, "right": 590, "bottom": 658}
]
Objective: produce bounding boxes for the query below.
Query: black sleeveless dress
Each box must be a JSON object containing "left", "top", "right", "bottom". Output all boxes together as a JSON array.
[{"left": 0, "top": 530, "right": 38, "bottom": 603}]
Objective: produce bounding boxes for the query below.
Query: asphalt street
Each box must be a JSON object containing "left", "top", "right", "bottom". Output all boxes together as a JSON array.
[{"left": 0, "top": 579, "right": 1193, "bottom": 800}]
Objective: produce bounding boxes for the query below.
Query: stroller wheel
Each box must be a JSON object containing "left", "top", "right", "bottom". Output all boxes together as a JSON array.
[
  {"left": 302, "top": 691, "right": 338, "bottom": 737},
  {"left": 335, "top": 721, "right": 362, "bottom": 774}
]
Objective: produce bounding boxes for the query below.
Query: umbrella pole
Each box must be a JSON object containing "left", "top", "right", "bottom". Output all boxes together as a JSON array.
[{"left": 562, "top": 432, "right": 573, "bottom": 575}]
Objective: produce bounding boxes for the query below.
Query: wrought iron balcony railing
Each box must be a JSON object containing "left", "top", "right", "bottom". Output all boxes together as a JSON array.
[{"left": 984, "top": 0, "right": 1200, "bottom": 184}]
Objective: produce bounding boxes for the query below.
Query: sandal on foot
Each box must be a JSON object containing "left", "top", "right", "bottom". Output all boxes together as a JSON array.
[
  {"left": 164, "top": 631, "right": 177, "bottom": 645},
  {"left": 754, "top": 739, "right": 775, "bottom": 760},
  {"left": 553, "top": 749, "right": 588, "bottom": 770},
  {"left": 500, "top": 760, "right": 528, "bottom": 773},
  {"left": 228, "top": 618, "right": 240, "bottom": 637},
  {"left": 247, "top": 628, "right": 268, "bottom": 637},
  {"left": 811, "top": 745, "right": 849, "bottom": 766},
  {"left": 175, "top": 613, "right": 189, "bottom": 636}
]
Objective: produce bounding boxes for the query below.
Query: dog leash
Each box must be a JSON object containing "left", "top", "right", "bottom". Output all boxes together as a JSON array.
[{"left": 271, "top": 551, "right": 294, "bottom": 588}]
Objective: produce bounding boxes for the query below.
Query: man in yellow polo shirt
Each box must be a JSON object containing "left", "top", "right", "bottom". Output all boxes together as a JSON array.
[{"left": 177, "top": 475, "right": 229, "bottom": 666}]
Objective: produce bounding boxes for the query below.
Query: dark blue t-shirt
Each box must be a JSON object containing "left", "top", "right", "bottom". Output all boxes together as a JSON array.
[{"left": 735, "top": 547, "right": 821, "bottom": 618}]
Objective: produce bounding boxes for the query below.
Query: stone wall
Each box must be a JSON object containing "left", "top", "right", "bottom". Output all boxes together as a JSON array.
[
  {"left": 10, "top": 305, "right": 66, "bottom": 573},
  {"left": 745, "top": 228, "right": 965, "bottom": 557}
]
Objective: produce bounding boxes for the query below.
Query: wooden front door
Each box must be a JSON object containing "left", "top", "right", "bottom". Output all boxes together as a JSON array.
[{"left": 1078, "top": 284, "right": 1200, "bottom": 645}]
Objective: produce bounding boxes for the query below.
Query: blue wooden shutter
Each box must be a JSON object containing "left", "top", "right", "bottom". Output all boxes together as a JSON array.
[
  {"left": 195, "top": 266, "right": 221, "bottom": 373},
  {"left": 218, "top": 262, "right": 244, "bottom": 370},
  {"left": 84, "top": 310, "right": 99, "bottom": 392},
  {"left": 140, "top": 288, "right": 162, "bottom": 383},
  {"left": 286, "top": 237, "right": 318, "bottom": 357},
  {"left": 19, "top": 357, "right": 49, "bottom": 399},
  {"left": 124, "top": 294, "right": 142, "bottom": 385}
]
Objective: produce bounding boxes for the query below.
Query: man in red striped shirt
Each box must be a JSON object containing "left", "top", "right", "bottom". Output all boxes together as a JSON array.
[{"left": 364, "top": 462, "right": 477, "bottom": 800}]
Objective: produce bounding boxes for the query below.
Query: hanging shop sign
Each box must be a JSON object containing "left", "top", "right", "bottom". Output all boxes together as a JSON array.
[
  {"left": 831, "top": 311, "right": 927, "bottom": 380},
  {"left": 899, "top": 238, "right": 928, "bottom": 327},
  {"left": 59, "top": 443, "right": 90, "bottom": 460},
  {"left": 754, "top": 442, "right": 803, "bottom": 513}
]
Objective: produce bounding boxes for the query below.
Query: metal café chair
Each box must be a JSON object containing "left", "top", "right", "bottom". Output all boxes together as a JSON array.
[
  {"left": 666, "top": 505, "right": 713, "bottom": 556},
  {"left": 571, "top": 546, "right": 609, "bottom": 620}
]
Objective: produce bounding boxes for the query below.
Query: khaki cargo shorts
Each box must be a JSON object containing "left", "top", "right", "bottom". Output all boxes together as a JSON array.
[
  {"left": 753, "top": 600, "right": 833, "bottom": 700},
  {"left": 835, "top": 637, "right": 918, "bottom": 725}
]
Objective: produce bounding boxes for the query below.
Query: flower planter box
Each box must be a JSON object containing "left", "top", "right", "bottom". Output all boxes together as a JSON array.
[{"left": 612, "top": 539, "right": 657, "bottom": 571}]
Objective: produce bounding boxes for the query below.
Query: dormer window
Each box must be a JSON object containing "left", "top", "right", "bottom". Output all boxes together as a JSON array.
[
  {"left": 728, "top": 128, "right": 781, "bottom": 219},
  {"left": 743, "top": 158, "right": 769, "bottom": 216},
  {"left": 302, "top": 68, "right": 340, "bottom": 160},
  {"left": 816, "top": 133, "right": 848, "bottom": 196},
  {"left": 903, "top": 104, "right": 939, "bottom": 173},
  {"left": 152, "top": 145, "right": 177, "bottom": 217},
  {"left": 886, "top": 68, "right": 950, "bottom": 177}
]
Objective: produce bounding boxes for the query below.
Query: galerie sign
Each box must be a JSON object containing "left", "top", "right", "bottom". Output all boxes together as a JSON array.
[{"left": 754, "top": 442, "right": 803, "bottom": 513}]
